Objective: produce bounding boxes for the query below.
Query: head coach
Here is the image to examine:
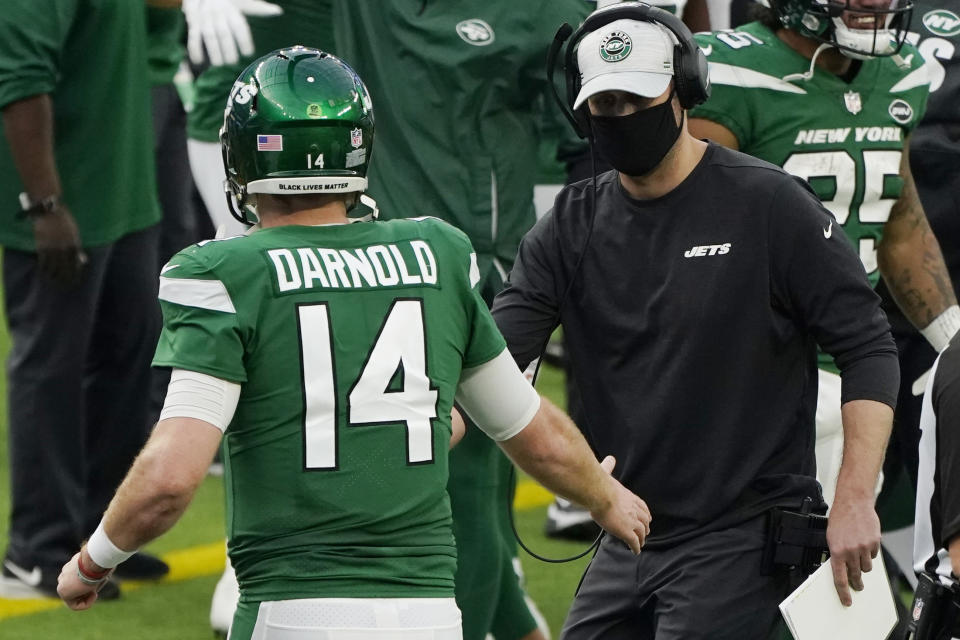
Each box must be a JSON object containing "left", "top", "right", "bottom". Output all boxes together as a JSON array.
[{"left": 490, "top": 2, "right": 901, "bottom": 638}]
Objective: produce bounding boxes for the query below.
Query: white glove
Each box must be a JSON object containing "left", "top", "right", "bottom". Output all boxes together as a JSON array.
[{"left": 183, "top": 0, "right": 283, "bottom": 67}]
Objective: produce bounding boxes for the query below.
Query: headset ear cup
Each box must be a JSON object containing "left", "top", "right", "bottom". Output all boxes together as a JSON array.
[
  {"left": 695, "top": 47, "right": 711, "bottom": 105},
  {"left": 673, "top": 46, "right": 692, "bottom": 110}
]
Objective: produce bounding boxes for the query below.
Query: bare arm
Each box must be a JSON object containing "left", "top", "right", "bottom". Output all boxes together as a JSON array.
[
  {"left": 877, "top": 138, "right": 957, "bottom": 330},
  {"left": 97, "top": 418, "right": 222, "bottom": 551},
  {"left": 3, "top": 94, "right": 85, "bottom": 283},
  {"left": 687, "top": 117, "right": 740, "bottom": 149},
  {"left": 681, "top": 0, "right": 712, "bottom": 34},
  {"left": 827, "top": 399, "right": 892, "bottom": 606},
  {"left": 497, "top": 396, "right": 651, "bottom": 552},
  {"left": 58, "top": 418, "right": 221, "bottom": 609},
  {"left": 2, "top": 95, "right": 60, "bottom": 198}
]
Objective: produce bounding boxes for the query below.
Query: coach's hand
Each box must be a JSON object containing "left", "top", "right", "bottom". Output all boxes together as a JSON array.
[
  {"left": 33, "top": 204, "right": 87, "bottom": 285},
  {"left": 826, "top": 496, "right": 880, "bottom": 606},
  {"left": 184, "top": 0, "right": 283, "bottom": 66},
  {"left": 589, "top": 456, "right": 651, "bottom": 554}
]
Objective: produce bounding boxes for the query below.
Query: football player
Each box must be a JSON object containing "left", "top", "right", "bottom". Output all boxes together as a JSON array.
[
  {"left": 688, "top": 0, "right": 959, "bottom": 511},
  {"left": 54, "top": 49, "right": 652, "bottom": 639}
]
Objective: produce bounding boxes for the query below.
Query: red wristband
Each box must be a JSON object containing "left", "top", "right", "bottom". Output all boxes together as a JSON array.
[{"left": 77, "top": 551, "right": 111, "bottom": 581}]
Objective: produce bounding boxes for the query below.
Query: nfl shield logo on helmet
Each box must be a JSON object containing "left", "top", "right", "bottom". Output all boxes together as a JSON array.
[
  {"left": 350, "top": 128, "right": 363, "bottom": 149},
  {"left": 843, "top": 91, "right": 862, "bottom": 115}
]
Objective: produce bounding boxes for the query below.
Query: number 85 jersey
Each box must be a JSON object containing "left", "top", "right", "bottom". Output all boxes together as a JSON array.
[
  {"left": 691, "top": 21, "right": 931, "bottom": 285},
  {"left": 153, "top": 217, "right": 507, "bottom": 602}
]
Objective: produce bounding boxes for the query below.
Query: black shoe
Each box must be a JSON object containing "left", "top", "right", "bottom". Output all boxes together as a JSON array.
[
  {"left": 1, "top": 557, "right": 123, "bottom": 601},
  {"left": 544, "top": 498, "right": 602, "bottom": 541},
  {"left": 1, "top": 559, "right": 59, "bottom": 598},
  {"left": 113, "top": 552, "right": 169, "bottom": 581},
  {"left": 96, "top": 577, "right": 121, "bottom": 600}
]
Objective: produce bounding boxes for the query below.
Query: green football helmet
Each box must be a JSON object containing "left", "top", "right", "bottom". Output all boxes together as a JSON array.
[
  {"left": 767, "top": 0, "right": 913, "bottom": 59},
  {"left": 220, "top": 46, "right": 375, "bottom": 224}
]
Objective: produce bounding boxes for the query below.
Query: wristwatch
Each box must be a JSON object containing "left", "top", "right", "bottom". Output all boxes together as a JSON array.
[{"left": 18, "top": 192, "right": 60, "bottom": 218}]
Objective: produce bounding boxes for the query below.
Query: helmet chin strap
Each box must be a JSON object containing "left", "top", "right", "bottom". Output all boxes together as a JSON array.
[{"left": 782, "top": 42, "right": 834, "bottom": 82}]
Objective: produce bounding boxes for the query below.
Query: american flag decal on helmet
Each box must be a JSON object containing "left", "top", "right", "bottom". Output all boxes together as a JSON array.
[{"left": 257, "top": 135, "right": 283, "bottom": 151}]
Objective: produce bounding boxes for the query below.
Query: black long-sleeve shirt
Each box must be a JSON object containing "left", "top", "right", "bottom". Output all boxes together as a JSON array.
[{"left": 492, "top": 143, "right": 899, "bottom": 547}]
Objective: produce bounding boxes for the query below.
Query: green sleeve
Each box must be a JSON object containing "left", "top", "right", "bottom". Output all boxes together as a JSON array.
[
  {"left": 435, "top": 220, "right": 508, "bottom": 368},
  {"left": 688, "top": 33, "right": 754, "bottom": 147},
  {"left": 899, "top": 43, "right": 931, "bottom": 134},
  {"left": 0, "top": 0, "right": 77, "bottom": 108},
  {"left": 153, "top": 251, "right": 248, "bottom": 383}
]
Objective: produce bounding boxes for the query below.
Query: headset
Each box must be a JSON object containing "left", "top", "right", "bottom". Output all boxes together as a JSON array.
[{"left": 546, "top": 1, "right": 711, "bottom": 139}]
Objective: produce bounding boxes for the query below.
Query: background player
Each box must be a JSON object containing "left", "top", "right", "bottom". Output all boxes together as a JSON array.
[
  {"left": 54, "top": 49, "right": 652, "bottom": 639},
  {"left": 688, "top": 0, "right": 959, "bottom": 512}
]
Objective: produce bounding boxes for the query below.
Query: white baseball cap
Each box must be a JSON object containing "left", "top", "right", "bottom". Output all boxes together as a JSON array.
[{"left": 573, "top": 19, "right": 677, "bottom": 110}]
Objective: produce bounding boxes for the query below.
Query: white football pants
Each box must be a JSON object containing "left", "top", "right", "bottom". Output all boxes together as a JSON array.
[{"left": 247, "top": 597, "right": 462, "bottom": 640}]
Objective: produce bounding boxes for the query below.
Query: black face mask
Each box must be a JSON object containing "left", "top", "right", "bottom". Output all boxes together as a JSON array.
[{"left": 588, "top": 93, "right": 683, "bottom": 178}]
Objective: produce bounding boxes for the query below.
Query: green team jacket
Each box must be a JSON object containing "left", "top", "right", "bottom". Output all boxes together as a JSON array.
[
  {"left": 334, "top": 0, "right": 591, "bottom": 299},
  {"left": 0, "top": 0, "right": 160, "bottom": 251}
]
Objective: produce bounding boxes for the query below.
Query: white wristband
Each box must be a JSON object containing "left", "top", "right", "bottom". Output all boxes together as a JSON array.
[
  {"left": 86, "top": 520, "right": 136, "bottom": 569},
  {"left": 921, "top": 305, "right": 960, "bottom": 353}
]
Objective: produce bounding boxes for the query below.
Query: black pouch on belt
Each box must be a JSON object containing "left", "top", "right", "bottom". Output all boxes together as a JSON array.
[{"left": 760, "top": 497, "right": 829, "bottom": 579}]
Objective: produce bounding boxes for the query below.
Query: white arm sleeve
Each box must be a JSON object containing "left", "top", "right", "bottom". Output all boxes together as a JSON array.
[
  {"left": 455, "top": 349, "right": 541, "bottom": 441},
  {"left": 159, "top": 369, "right": 241, "bottom": 432}
]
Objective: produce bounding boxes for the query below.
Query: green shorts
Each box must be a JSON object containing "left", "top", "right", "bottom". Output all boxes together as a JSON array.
[{"left": 448, "top": 426, "right": 539, "bottom": 640}]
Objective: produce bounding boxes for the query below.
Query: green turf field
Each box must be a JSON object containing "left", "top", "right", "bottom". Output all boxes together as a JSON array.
[{"left": 0, "top": 319, "right": 592, "bottom": 638}]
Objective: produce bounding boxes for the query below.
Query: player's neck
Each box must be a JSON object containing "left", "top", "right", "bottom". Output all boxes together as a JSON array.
[
  {"left": 618, "top": 130, "right": 708, "bottom": 201},
  {"left": 258, "top": 197, "right": 351, "bottom": 228},
  {"left": 776, "top": 28, "right": 853, "bottom": 77}
]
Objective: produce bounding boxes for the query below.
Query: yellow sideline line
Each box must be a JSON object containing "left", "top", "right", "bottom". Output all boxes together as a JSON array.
[
  {"left": 0, "top": 540, "right": 227, "bottom": 621},
  {"left": 0, "top": 481, "right": 554, "bottom": 621}
]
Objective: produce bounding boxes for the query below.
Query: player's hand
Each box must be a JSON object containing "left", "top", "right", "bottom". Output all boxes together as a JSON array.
[
  {"left": 32, "top": 204, "right": 87, "bottom": 286},
  {"left": 183, "top": 0, "right": 284, "bottom": 67},
  {"left": 826, "top": 497, "right": 881, "bottom": 606},
  {"left": 57, "top": 552, "right": 109, "bottom": 611},
  {"left": 588, "top": 456, "right": 651, "bottom": 554}
]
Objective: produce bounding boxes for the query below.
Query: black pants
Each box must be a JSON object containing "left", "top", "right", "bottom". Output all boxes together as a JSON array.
[
  {"left": 150, "top": 82, "right": 205, "bottom": 423},
  {"left": 561, "top": 517, "right": 790, "bottom": 640},
  {"left": 3, "top": 225, "right": 159, "bottom": 572}
]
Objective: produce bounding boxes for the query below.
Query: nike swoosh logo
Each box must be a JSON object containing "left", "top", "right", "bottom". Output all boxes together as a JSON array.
[
  {"left": 823, "top": 221, "right": 833, "bottom": 238},
  {"left": 160, "top": 263, "right": 180, "bottom": 275},
  {"left": 700, "top": 44, "right": 712, "bottom": 56},
  {"left": 4, "top": 560, "right": 42, "bottom": 587}
]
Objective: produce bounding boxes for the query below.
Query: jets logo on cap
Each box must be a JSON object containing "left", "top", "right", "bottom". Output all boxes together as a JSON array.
[{"left": 599, "top": 31, "right": 632, "bottom": 62}]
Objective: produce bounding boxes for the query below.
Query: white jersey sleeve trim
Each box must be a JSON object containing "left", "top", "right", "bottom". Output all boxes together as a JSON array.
[
  {"left": 456, "top": 349, "right": 541, "bottom": 442},
  {"left": 890, "top": 61, "right": 933, "bottom": 93},
  {"left": 708, "top": 62, "right": 808, "bottom": 94},
  {"left": 159, "top": 276, "right": 237, "bottom": 313},
  {"left": 159, "top": 369, "right": 241, "bottom": 432},
  {"left": 469, "top": 252, "right": 481, "bottom": 288}
]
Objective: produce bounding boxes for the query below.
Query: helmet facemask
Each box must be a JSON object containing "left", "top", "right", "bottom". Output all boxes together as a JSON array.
[{"left": 772, "top": 0, "right": 913, "bottom": 58}]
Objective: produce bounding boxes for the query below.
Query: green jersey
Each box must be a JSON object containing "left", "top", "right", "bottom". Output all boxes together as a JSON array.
[
  {"left": 0, "top": 0, "right": 160, "bottom": 251},
  {"left": 147, "top": 7, "right": 185, "bottom": 87},
  {"left": 188, "top": 0, "right": 334, "bottom": 143},
  {"left": 692, "top": 22, "right": 930, "bottom": 285},
  {"left": 153, "top": 218, "right": 506, "bottom": 601},
  {"left": 334, "top": 0, "right": 591, "bottom": 299}
]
